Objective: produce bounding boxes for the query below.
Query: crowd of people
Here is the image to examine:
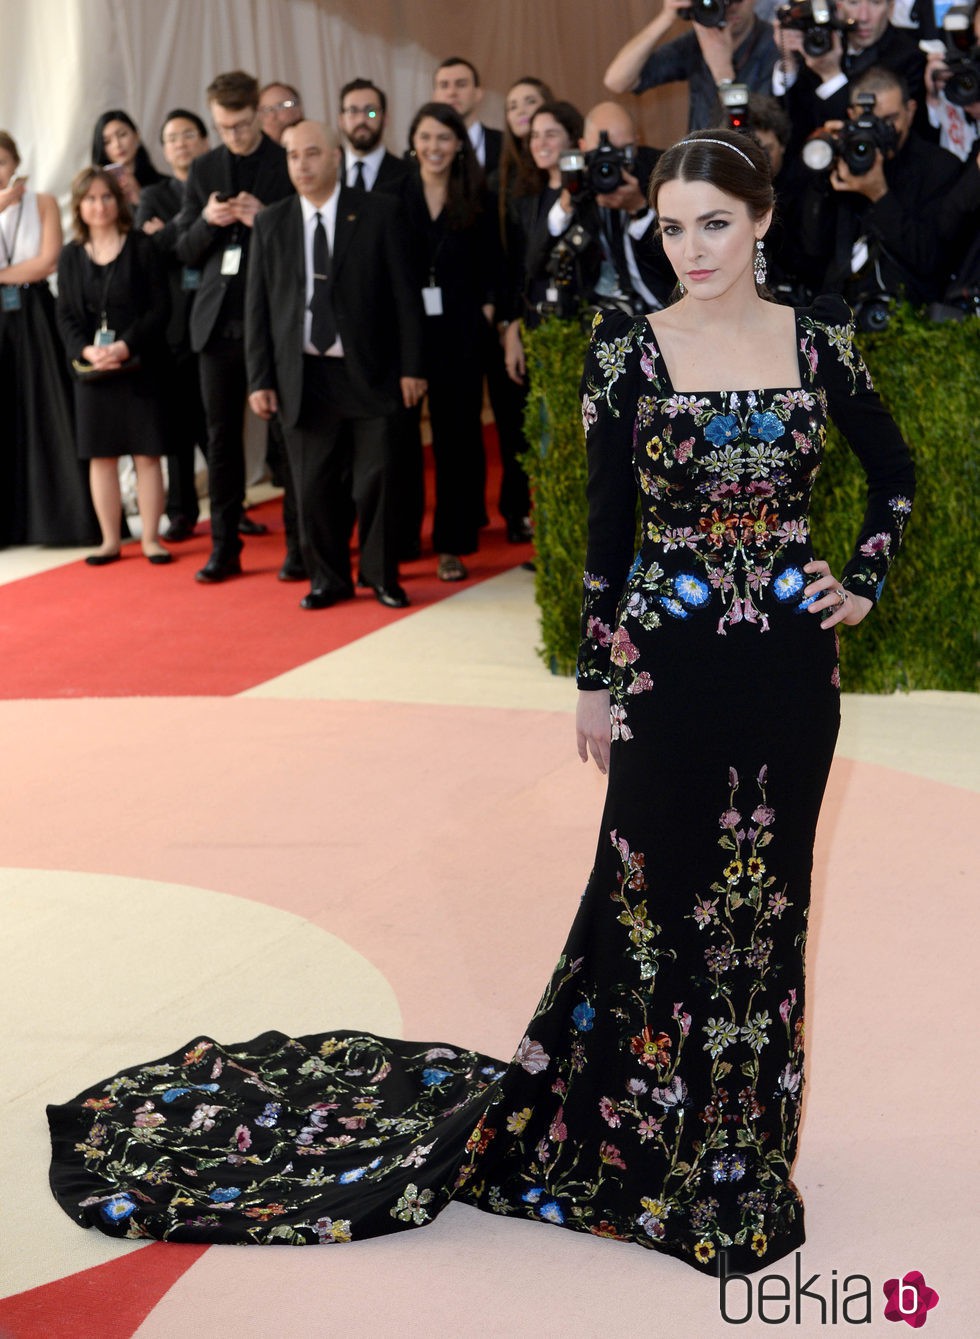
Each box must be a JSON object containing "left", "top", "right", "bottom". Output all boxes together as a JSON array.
[{"left": 0, "top": 3, "right": 976, "bottom": 604}]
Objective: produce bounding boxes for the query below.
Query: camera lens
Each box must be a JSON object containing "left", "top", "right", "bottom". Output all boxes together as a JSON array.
[{"left": 802, "top": 136, "right": 835, "bottom": 171}]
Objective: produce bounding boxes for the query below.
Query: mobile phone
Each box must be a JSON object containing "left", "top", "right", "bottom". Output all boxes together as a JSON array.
[{"left": 215, "top": 192, "right": 232, "bottom": 202}]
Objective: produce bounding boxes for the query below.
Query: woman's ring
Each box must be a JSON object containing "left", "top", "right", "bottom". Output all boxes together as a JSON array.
[{"left": 834, "top": 587, "right": 848, "bottom": 610}]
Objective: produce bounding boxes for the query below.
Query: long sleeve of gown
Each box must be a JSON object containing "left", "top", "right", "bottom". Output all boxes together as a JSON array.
[
  {"left": 576, "top": 311, "right": 642, "bottom": 688},
  {"left": 803, "top": 294, "right": 915, "bottom": 603}
]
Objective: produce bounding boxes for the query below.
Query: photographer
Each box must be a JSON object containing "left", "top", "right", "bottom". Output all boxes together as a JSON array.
[
  {"left": 801, "top": 65, "right": 964, "bottom": 312},
  {"left": 548, "top": 102, "right": 674, "bottom": 314},
  {"left": 774, "top": 0, "right": 927, "bottom": 145},
  {"left": 923, "top": 2, "right": 980, "bottom": 160},
  {"left": 604, "top": 0, "right": 779, "bottom": 131},
  {"left": 502, "top": 102, "right": 599, "bottom": 382}
]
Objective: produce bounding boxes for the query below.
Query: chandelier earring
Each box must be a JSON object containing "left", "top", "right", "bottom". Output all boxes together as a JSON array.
[
  {"left": 754, "top": 239, "right": 767, "bottom": 286},
  {"left": 677, "top": 280, "right": 686, "bottom": 296}
]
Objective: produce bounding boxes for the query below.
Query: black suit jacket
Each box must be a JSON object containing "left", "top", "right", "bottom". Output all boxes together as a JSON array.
[
  {"left": 245, "top": 187, "right": 425, "bottom": 427},
  {"left": 481, "top": 125, "right": 503, "bottom": 176},
  {"left": 135, "top": 177, "right": 193, "bottom": 352},
  {"left": 175, "top": 135, "right": 292, "bottom": 351},
  {"left": 343, "top": 149, "right": 413, "bottom": 200}
]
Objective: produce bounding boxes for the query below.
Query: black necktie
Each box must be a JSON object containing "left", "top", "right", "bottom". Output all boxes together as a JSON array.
[
  {"left": 353, "top": 160, "right": 366, "bottom": 192},
  {"left": 310, "top": 212, "right": 336, "bottom": 353}
]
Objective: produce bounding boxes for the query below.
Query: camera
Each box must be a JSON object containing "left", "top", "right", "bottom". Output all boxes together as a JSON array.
[
  {"left": 215, "top": 191, "right": 233, "bottom": 203},
  {"left": 851, "top": 292, "right": 894, "bottom": 332},
  {"left": 941, "top": 7, "right": 980, "bottom": 108},
  {"left": 801, "top": 92, "right": 899, "bottom": 173},
  {"left": 776, "top": 0, "right": 854, "bottom": 58},
  {"left": 559, "top": 132, "right": 636, "bottom": 199},
  {"left": 678, "top": 0, "right": 731, "bottom": 29},
  {"left": 719, "top": 82, "right": 750, "bottom": 131}
]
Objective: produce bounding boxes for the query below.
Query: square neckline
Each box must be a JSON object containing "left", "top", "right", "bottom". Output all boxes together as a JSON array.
[{"left": 642, "top": 309, "right": 807, "bottom": 397}]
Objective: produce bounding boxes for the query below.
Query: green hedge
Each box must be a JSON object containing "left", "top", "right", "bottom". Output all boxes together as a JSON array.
[{"left": 521, "top": 307, "right": 978, "bottom": 693}]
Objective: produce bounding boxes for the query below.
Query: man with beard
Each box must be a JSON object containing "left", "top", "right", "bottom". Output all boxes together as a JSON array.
[{"left": 338, "top": 79, "right": 412, "bottom": 197}]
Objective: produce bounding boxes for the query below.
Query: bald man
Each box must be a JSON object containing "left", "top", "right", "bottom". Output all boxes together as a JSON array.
[{"left": 245, "top": 120, "right": 426, "bottom": 609}]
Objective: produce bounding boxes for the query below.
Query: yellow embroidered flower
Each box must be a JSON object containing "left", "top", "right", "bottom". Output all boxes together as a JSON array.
[
  {"left": 724, "top": 859, "right": 743, "bottom": 882},
  {"left": 751, "top": 1231, "right": 768, "bottom": 1257},
  {"left": 646, "top": 436, "right": 664, "bottom": 460},
  {"left": 506, "top": 1107, "right": 532, "bottom": 1135},
  {"left": 640, "top": 1197, "right": 666, "bottom": 1217},
  {"left": 694, "top": 1239, "right": 716, "bottom": 1263}
]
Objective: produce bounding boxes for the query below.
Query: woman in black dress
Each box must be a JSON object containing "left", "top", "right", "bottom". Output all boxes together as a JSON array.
[
  {"left": 406, "top": 102, "right": 501, "bottom": 582},
  {"left": 47, "top": 131, "right": 914, "bottom": 1276},
  {"left": 0, "top": 131, "right": 97, "bottom": 546},
  {"left": 91, "top": 110, "right": 163, "bottom": 211},
  {"left": 56, "top": 167, "right": 171, "bottom": 565}
]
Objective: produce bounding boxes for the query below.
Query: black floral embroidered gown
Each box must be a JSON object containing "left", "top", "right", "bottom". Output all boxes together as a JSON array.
[{"left": 47, "top": 296, "right": 914, "bottom": 1276}]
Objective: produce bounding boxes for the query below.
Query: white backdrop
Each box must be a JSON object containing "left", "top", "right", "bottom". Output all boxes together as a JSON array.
[{"left": 3, "top": 0, "right": 689, "bottom": 204}]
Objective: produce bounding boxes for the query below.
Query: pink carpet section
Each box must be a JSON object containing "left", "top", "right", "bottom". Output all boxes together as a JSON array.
[{"left": 0, "top": 1245, "right": 208, "bottom": 1339}]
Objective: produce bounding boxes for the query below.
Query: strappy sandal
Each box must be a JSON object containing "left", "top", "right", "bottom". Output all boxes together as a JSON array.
[{"left": 437, "top": 554, "right": 467, "bottom": 582}]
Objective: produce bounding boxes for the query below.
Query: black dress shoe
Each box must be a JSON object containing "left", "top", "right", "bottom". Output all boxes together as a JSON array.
[
  {"left": 506, "top": 517, "right": 533, "bottom": 544},
  {"left": 195, "top": 554, "right": 243, "bottom": 583},
  {"left": 300, "top": 588, "right": 351, "bottom": 610},
  {"left": 278, "top": 556, "right": 307, "bottom": 582},
  {"left": 164, "top": 516, "right": 196, "bottom": 542},
  {"left": 147, "top": 550, "right": 174, "bottom": 566},
  {"left": 372, "top": 583, "right": 409, "bottom": 609},
  {"left": 85, "top": 551, "right": 121, "bottom": 567},
  {"left": 238, "top": 514, "right": 268, "bottom": 536}
]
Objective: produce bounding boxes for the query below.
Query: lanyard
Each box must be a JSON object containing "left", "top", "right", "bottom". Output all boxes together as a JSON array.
[
  {"left": 88, "top": 249, "right": 119, "bottom": 330},
  {"left": 0, "top": 202, "right": 22, "bottom": 268}
]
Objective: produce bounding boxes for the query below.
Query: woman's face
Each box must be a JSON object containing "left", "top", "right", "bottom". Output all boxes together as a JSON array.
[
  {"left": 412, "top": 116, "right": 461, "bottom": 175},
  {"left": 529, "top": 112, "right": 571, "bottom": 173},
  {"left": 655, "top": 177, "right": 768, "bottom": 300},
  {"left": 102, "top": 120, "right": 139, "bottom": 167},
  {"left": 0, "top": 146, "right": 18, "bottom": 190},
  {"left": 505, "top": 83, "right": 546, "bottom": 140},
  {"left": 79, "top": 180, "right": 120, "bottom": 232}
]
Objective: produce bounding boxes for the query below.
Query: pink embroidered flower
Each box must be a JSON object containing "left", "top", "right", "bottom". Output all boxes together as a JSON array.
[
  {"left": 599, "top": 1096, "right": 621, "bottom": 1127},
  {"left": 515, "top": 1035, "right": 550, "bottom": 1074},
  {"left": 610, "top": 626, "right": 640, "bottom": 667}
]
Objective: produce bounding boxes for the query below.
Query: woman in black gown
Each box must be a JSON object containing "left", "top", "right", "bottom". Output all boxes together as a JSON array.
[
  {"left": 47, "top": 130, "right": 914, "bottom": 1276},
  {"left": 0, "top": 131, "right": 97, "bottom": 547},
  {"left": 56, "top": 167, "right": 171, "bottom": 565}
]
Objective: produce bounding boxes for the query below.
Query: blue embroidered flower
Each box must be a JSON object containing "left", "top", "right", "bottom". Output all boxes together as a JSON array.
[
  {"left": 572, "top": 1002, "right": 595, "bottom": 1032},
  {"left": 254, "top": 1103, "right": 282, "bottom": 1128},
  {"left": 748, "top": 411, "right": 785, "bottom": 443},
  {"left": 627, "top": 553, "right": 642, "bottom": 581},
  {"left": 659, "top": 596, "right": 690, "bottom": 620},
  {"left": 162, "top": 1088, "right": 191, "bottom": 1103},
  {"left": 100, "top": 1194, "right": 136, "bottom": 1223},
  {"left": 209, "top": 1186, "right": 242, "bottom": 1202},
  {"left": 421, "top": 1068, "right": 452, "bottom": 1087},
  {"left": 191, "top": 1084, "right": 220, "bottom": 1093},
  {"left": 539, "top": 1200, "right": 565, "bottom": 1224},
  {"left": 796, "top": 592, "right": 817, "bottom": 612},
  {"left": 772, "top": 568, "right": 804, "bottom": 601},
  {"left": 704, "top": 414, "right": 740, "bottom": 446},
  {"left": 339, "top": 1167, "right": 368, "bottom": 1184},
  {"left": 674, "top": 573, "right": 710, "bottom": 608},
  {"left": 522, "top": 1187, "right": 545, "bottom": 1204}
]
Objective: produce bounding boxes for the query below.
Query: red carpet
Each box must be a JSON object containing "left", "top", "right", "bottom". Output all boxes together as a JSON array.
[
  {"left": 0, "top": 1244, "right": 209, "bottom": 1339},
  {"left": 0, "top": 439, "right": 530, "bottom": 700}
]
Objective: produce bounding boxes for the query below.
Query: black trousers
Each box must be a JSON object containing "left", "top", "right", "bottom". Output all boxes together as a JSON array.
[
  {"left": 285, "top": 356, "right": 397, "bottom": 596},
  {"left": 166, "top": 352, "right": 204, "bottom": 526},
  {"left": 198, "top": 337, "right": 246, "bottom": 562},
  {"left": 481, "top": 319, "right": 530, "bottom": 525},
  {"left": 428, "top": 355, "right": 485, "bottom": 557}
]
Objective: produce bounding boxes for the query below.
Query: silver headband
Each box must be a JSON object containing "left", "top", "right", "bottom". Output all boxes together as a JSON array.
[{"left": 677, "top": 137, "right": 756, "bottom": 169}]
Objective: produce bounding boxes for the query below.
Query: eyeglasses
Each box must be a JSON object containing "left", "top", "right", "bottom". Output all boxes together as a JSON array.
[
  {"left": 341, "top": 105, "right": 380, "bottom": 119},
  {"left": 259, "top": 100, "right": 299, "bottom": 116},
  {"left": 163, "top": 129, "right": 202, "bottom": 145},
  {"left": 213, "top": 113, "right": 257, "bottom": 139}
]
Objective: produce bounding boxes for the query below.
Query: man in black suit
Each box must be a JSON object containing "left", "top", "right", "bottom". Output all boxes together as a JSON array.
[
  {"left": 245, "top": 121, "right": 426, "bottom": 610},
  {"left": 338, "top": 79, "right": 412, "bottom": 196},
  {"left": 136, "top": 109, "right": 210, "bottom": 542},
  {"left": 175, "top": 70, "right": 293, "bottom": 583},
  {"left": 433, "top": 57, "right": 502, "bottom": 173}
]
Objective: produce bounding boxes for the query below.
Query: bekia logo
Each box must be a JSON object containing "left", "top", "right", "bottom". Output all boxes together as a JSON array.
[{"left": 718, "top": 1254, "right": 940, "bottom": 1327}]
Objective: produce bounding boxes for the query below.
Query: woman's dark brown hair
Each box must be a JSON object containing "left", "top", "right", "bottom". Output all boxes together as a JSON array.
[
  {"left": 408, "top": 101, "right": 484, "bottom": 230},
  {"left": 648, "top": 128, "right": 774, "bottom": 222},
  {"left": 69, "top": 167, "right": 132, "bottom": 243},
  {"left": 0, "top": 130, "right": 20, "bottom": 168}
]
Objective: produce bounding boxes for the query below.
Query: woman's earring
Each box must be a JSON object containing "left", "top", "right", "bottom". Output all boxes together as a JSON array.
[
  {"left": 754, "top": 239, "right": 767, "bottom": 286},
  {"left": 677, "top": 280, "right": 685, "bottom": 296}
]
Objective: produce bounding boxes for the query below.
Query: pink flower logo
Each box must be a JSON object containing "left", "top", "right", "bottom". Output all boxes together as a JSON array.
[{"left": 882, "top": 1271, "right": 939, "bottom": 1327}]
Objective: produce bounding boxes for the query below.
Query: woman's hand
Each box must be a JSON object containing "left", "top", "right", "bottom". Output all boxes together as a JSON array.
[
  {"left": 504, "top": 320, "right": 525, "bottom": 384},
  {"left": 576, "top": 689, "right": 611, "bottom": 775},
  {"left": 803, "top": 559, "right": 872, "bottom": 630},
  {"left": 0, "top": 175, "right": 26, "bottom": 214}
]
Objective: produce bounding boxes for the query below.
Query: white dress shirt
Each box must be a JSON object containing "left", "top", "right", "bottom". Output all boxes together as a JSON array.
[
  {"left": 300, "top": 189, "right": 343, "bottom": 357},
  {"left": 344, "top": 144, "right": 386, "bottom": 191},
  {"left": 468, "top": 121, "right": 487, "bottom": 167}
]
